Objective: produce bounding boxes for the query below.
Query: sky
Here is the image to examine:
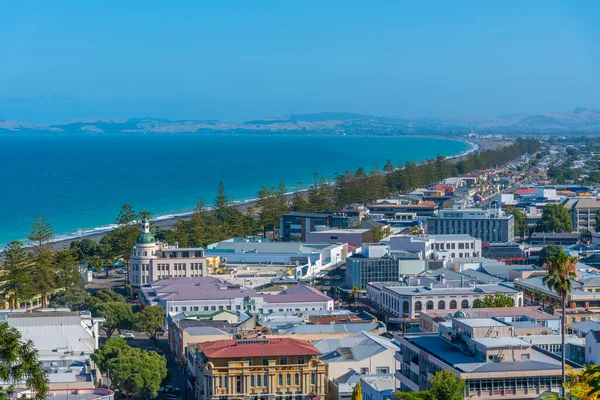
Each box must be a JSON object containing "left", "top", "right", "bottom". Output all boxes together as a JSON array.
[{"left": 0, "top": 1, "right": 599, "bottom": 123}]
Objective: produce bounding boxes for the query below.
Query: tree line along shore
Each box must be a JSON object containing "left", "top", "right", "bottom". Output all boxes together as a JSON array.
[{"left": 0, "top": 138, "right": 540, "bottom": 310}]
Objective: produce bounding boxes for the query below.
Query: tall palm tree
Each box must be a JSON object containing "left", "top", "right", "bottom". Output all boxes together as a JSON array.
[
  {"left": 542, "top": 249, "right": 578, "bottom": 398},
  {"left": 350, "top": 286, "right": 361, "bottom": 306}
]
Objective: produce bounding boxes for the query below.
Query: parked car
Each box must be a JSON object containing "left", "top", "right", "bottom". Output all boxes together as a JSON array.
[
  {"left": 147, "top": 347, "right": 165, "bottom": 356},
  {"left": 324, "top": 280, "right": 332, "bottom": 286},
  {"left": 119, "top": 333, "right": 135, "bottom": 339},
  {"left": 160, "top": 386, "right": 181, "bottom": 395}
]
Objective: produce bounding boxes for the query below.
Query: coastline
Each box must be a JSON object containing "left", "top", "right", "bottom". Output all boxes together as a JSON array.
[{"left": 40, "top": 136, "right": 493, "bottom": 251}]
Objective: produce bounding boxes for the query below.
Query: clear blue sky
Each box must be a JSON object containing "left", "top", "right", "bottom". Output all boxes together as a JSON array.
[{"left": 0, "top": 1, "right": 599, "bottom": 122}]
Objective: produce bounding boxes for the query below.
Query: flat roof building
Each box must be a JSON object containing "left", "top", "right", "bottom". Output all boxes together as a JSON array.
[
  {"left": 366, "top": 279, "right": 523, "bottom": 319},
  {"left": 395, "top": 317, "right": 582, "bottom": 398},
  {"left": 427, "top": 208, "right": 514, "bottom": 243}
]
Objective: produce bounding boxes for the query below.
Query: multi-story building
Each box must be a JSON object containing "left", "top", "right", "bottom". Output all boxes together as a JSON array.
[
  {"left": 366, "top": 201, "right": 437, "bottom": 219},
  {"left": 129, "top": 219, "right": 207, "bottom": 289},
  {"left": 305, "top": 229, "right": 373, "bottom": 248},
  {"left": 389, "top": 234, "right": 481, "bottom": 260},
  {"left": 395, "top": 318, "right": 582, "bottom": 398},
  {"left": 311, "top": 331, "right": 399, "bottom": 380},
  {"left": 427, "top": 208, "right": 514, "bottom": 243},
  {"left": 206, "top": 239, "right": 347, "bottom": 278},
  {"left": 141, "top": 277, "right": 334, "bottom": 319},
  {"left": 366, "top": 278, "right": 523, "bottom": 319},
  {"left": 514, "top": 276, "right": 600, "bottom": 311},
  {"left": 188, "top": 338, "right": 326, "bottom": 400},
  {"left": 345, "top": 244, "right": 426, "bottom": 290},
  {"left": 529, "top": 232, "right": 579, "bottom": 246},
  {"left": 418, "top": 306, "right": 560, "bottom": 333},
  {"left": 566, "top": 197, "right": 600, "bottom": 232},
  {"left": 280, "top": 212, "right": 357, "bottom": 242},
  {"left": 3, "top": 309, "right": 104, "bottom": 389}
]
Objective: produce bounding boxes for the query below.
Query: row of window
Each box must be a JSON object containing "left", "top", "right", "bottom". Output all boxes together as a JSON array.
[
  {"left": 169, "top": 304, "right": 324, "bottom": 313},
  {"left": 215, "top": 373, "right": 317, "bottom": 391},
  {"left": 414, "top": 299, "right": 468, "bottom": 311},
  {"left": 466, "top": 376, "right": 562, "bottom": 392}
]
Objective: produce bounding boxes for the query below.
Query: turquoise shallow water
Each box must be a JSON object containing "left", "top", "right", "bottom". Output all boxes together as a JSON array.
[{"left": 0, "top": 133, "right": 468, "bottom": 246}]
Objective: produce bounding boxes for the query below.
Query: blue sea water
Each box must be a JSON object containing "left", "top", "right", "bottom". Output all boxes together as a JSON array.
[{"left": 0, "top": 133, "right": 469, "bottom": 246}]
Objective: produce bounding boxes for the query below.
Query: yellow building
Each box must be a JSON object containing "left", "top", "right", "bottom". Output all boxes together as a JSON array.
[{"left": 189, "top": 338, "right": 326, "bottom": 400}]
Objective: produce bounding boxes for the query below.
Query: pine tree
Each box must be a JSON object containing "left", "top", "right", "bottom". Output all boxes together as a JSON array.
[
  {"left": 28, "top": 215, "right": 55, "bottom": 307},
  {"left": 214, "top": 182, "right": 232, "bottom": 222},
  {"left": 0, "top": 241, "right": 35, "bottom": 309}
]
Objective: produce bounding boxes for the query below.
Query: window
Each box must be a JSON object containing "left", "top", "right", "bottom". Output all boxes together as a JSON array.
[
  {"left": 295, "top": 374, "right": 300, "bottom": 385},
  {"left": 449, "top": 300, "right": 457, "bottom": 309},
  {"left": 250, "top": 375, "right": 255, "bottom": 387},
  {"left": 311, "top": 373, "right": 317, "bottom": 385},
  {"left": 414, "top": 301, "right": 422, "bottom": 311},
  {"left": 297, "top": 356, "right": 305, "bottom": 364},
  {"left": 360, "top": 367, "right": 369, "bottom": 374},
  {"left": 236, "top": 376, "right": 242, "bottom": 393},
  {"left": 245, "top": 358, "right": 253, "bottom": 366},
  {"left": 438, "top": 300, "right": 445, "bottom": 309},
  {"left": 224, "top": 377, "right": 229, "bottom": 389},
  {"left": 280, "top": 356, "right": 288, "bottom": 365},
  {"left": 461, "top": 299, "right": 469, "bottom": 308},
  {"left": 257, "top": 375, "right": 262, "bottom": 386},
  {"left": 375, "top": 367, "right": 389, "bottom": 374},
  {"left": 279, "top": 374, "right": 283, "bottom": 386},
  {"left": 287, "top": 374, "right": 291, "bottom": 385},
  {"left": 262, "top": 357, "right": 270, "bottom": 365},
  {"left": 426, "top": 301, "right": 434, "bottom": 310}
]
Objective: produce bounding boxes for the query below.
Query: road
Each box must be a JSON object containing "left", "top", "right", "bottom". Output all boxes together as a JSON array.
[{"left": 101, "top": 332, "right": 188, "bottom": 399}]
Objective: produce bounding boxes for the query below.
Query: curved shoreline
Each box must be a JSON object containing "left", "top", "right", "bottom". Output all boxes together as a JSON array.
[{"left": 5, "top": 136, "right": 484, "bottom": 251}]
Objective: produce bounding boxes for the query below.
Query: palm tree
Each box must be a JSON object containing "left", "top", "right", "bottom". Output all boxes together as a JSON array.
[
  {"left": 542, "top": 249, "right": 577, "bottom": 398},
  {"left": 350, "top": 286, "right": 361, "bottom": 306}
]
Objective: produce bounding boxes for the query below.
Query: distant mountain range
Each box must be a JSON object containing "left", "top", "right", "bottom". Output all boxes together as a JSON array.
[{"left": 1, "top": 107, "right": 600, "bottom": 135}]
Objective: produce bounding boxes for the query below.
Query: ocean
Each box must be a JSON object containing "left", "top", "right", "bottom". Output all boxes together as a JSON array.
[{"left": 0, "top": 133, "right": 469, "bottom": 246}]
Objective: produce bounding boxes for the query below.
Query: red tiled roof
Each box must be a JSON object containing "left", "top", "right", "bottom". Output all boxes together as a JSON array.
[
  {"left": 198, "top": 338, "right": 321, "bottom": 358},
  {"left": 434, "top": 185, "right": 455, "bottom": 193},
  {"left": 515, "top": 189, "right": 536, "bottom": 195}
]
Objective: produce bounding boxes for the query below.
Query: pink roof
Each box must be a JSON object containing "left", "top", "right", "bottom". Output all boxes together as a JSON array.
[
  {"left": 515, "top": 189, "right": 536, "bottom": 195},
  {"left": 263, "top": 284, "right": 332, "bottom": 303},
  {"left": 198, "top": 338, "right": 321, "bottom": 358}
]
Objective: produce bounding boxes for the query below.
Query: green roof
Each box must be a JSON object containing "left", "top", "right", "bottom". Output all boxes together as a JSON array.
[{"left": 136, "top": 232, "right": 155, "bottom": 244}]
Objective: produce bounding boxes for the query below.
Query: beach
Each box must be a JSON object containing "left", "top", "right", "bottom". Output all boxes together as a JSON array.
[{"left": 43, "top": 137, "right": 501, "bottom": 251}]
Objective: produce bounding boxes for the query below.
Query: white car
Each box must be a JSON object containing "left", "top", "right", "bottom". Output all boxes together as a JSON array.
[{"left": 119, "top": 333, "right": 135, "bottom": 339}]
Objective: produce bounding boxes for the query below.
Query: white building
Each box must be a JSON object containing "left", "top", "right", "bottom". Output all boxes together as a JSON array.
[
  {"left": 311, "top": 331, "right": 399, "bottom": 380},
  {"left": 366, "top": 279, "right": 523, "bottom": 319},
  {"left": 129, "top": 219, "right": 207, "bottom": 288},
  {"left": 205, "top": 239, "right": 348, "bottom": 278},
  {"left": 585, "top": 330, "right": 600, "bottom": 364},
  {"left": 389, "top": 234, "right": 481, "bottom": 260},
  {"left": 4, "top": 309, "right": 103, "bottom": 388},
  {"left": 141, "top": 277, "right": 334, "bottom": 319}
]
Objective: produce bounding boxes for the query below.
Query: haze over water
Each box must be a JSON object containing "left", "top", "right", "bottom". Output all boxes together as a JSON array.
[{"left": 0, "top": 133, "right": 468, "bottom": 246}]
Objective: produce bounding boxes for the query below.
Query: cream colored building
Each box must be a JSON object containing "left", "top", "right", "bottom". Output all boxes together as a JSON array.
[
  {"left": 188, "top": 338, "right": 327, "bottom": 400},
  {"left": 129, "top": 219, "right": 207, "bottom": 288}
]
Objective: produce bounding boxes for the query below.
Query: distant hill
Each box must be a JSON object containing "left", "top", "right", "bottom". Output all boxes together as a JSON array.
[{"left": 1, "top": 107, "right": 600, "bottom": 135}]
